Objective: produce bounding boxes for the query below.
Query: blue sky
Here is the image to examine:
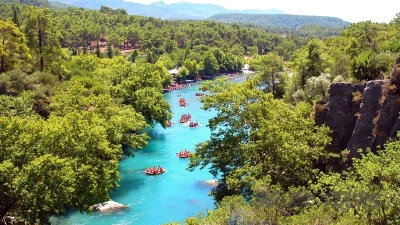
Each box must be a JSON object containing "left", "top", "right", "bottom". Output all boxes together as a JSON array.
[{"left": 125, "top": 0, "right": 399, "bottom": 23}]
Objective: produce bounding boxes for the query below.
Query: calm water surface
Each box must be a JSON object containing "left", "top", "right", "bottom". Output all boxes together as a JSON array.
[{"left": 52, "top": 78, "right": 236, "bottom": 225}]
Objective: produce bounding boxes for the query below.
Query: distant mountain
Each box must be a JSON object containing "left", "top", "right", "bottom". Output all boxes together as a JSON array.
[
  {"left": 47, "top": 0, "right": 285, "bottom": 19},
  {"left": 208, "top": 13, "right": 350, "bottom": 29},
  {"left": 49, "top": 1, "right": 71, "bottom": 9},
  {"left": 239, "top": 8, "right": 284, "bottom": 15}
]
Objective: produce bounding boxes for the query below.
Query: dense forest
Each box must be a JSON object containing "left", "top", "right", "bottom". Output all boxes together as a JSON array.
[
  {"left": 209, "top": 13, "right": 351, "bottom": 38},
  {"left": 0, "top": 0, "right": 400, "bottom": 224}
]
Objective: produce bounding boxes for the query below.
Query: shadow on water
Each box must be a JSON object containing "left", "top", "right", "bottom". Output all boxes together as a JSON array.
[{"left": 147, "top": 130, "right": 167, "bottom": 140}]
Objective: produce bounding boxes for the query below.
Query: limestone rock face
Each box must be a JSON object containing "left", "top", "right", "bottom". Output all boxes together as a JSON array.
[
  {"left": 92, "top": 200, "right": 127, "bottom": 212},
  {"left": 325, "top": 82, "right": 364, "bottom": 156},
  {"left": 347, "top": 80, "right": 390, "bottom": 158},
  {"left": 320, "top": 57, "right": 400, "bottom": 164}
]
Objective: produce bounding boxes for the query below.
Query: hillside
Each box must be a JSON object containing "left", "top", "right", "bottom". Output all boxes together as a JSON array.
[
  {"left": 0, "top": 0, "right": 71, "bottom": 8},
  {"left": 209, "top": 13, "right": 350, "bottom": 28},
  {"left": 209, "top": 13, "right": 351, "bottom": 37},
  {"left": 48, "top": 0, "right": 284, "bottom": 19}
]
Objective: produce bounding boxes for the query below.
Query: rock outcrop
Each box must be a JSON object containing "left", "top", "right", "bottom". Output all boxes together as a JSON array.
[
  {"left": 346, "top": 80, "right": 388, "bottom": 157},
  {"left": 325, "top": 83, "right": 364, "bottom": 155},
  {"left": 320, "top": 57, "right": 400, "bottom": 165}
]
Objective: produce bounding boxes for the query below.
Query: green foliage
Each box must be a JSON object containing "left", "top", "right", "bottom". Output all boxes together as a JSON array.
[
  {"left": 250, "top": 52, "right": 283, "bottom": 96},
  {"left": 23, "top": 7, "right": 62, "bottom": 73},
  {"left": 0, "top": 20, "right": 29, "bottom": 73},
  {"left": 107, "top": 43, "right": 113, "bottom": 59},
  {"left": 0, "top": 0, "right": 52, "bottom": 7},
  {"left": 183, "top": 58, "right": 198, "bottom": 76},
  {"left": 0, "top": 92, "right": 35, "bottom": 117},
  {"left": 49, "top": 77, "right": 149, "bottom": 151},
  {"left": 0, "top": 3, "right": 311, "bottom": 65},
  {"left": 189, "top": 76, "right": 331, "bottom": 200},
  {"left": 382, "top": 36, "right": 400, "bottom": 53},
  {"left": 186, "top": 134, "right": 400, "bottom": 225},
  {"left": 201, "top": 51, "right": 218, "bottom": 76},
  {"left": 130, "top": 49, "right": 138, "bottom": 63},
  {"left": 99, "top": 5, "right": 127, "bottom": 15},
  {"left": 351, "top": 50, "right": 392, "bottom": 81},
  {"left": 0, "top": 69, "right": 59, "bottom": 99},
  {"left": 0, "top": 69, "right": 28, "bottom": 93},
  {"left": 209, "top": 13, "right": 350, "bottom": 38},
  {"left": 0, "top": 112, "right": 122, "bottom": 224},
  {"left": 305, "top": 39, "right": 324, "bottom": 78},
  {"left": 304, "top": 73, "right": 332, "bottom": 102},
  {"left": 312, "top": 141, "right": 400, "bottom": 224}
]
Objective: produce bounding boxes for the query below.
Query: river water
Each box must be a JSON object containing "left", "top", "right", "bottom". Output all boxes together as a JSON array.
[{"left": 53, "top": 82, "right": 220, "bottom": 225}]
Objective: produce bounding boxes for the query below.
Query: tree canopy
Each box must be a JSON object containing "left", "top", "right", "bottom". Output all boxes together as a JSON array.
[{"left": 189, "top": 76, "right": 331, "bottom": 200}]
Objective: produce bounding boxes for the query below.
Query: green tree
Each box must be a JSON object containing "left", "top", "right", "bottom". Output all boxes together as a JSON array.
[
  {"left": 130, "top": 49, "right": 138, "bottom": 63},
  {"left": 0, "top": 21, "right": 29, "bottom": 73},
  {"left": 189, "top": 77, "right": 331, "bottom": 200},
  {"left": 177, "top": 66, "right": 188, "bottom": 80},
  {"left": 107, "top": 42, "right": 113, "bottom": 59},
  {"left": 24, "top": 7, "right": 61, "bottom": 73},
  {"left": 183, "top": 58, "right": 198, "bottom": 76},
  {"left": 94, "top": 58, "right": 172, "bottom": 126},
  {"left": 304, "top": 73, "right": 332, "bottom": 102},
  {"left": 314, "top": 140, "right": 400, "bottom": 224},
  {"left": 351, "top": 50, "right": 392, "bottom": 81},
  {"left": 49, "top": 77, "right": 149, "bottom": 150},
  {"left": 0, "top": 112, "right": 123, "bottom": 224},
  {"left": 11, "top": 4, "right": 21, "bottom": 27},
  {"left": 306, "top": 39, "right": 323, "bottom": 78},
  {"left": 250, "top": 53, "right": 283, "bottom": 97},
  {"left": 202, "top": 51, "right": 218, "bottom": 76}
]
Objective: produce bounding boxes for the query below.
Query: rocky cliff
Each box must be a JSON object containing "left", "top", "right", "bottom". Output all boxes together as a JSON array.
[{"left": 321, "top": 57, "right": 400, "bottom": 165}]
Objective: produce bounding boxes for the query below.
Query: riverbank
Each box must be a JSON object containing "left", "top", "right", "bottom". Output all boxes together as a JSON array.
[{"left": 52, "top": 82, "right": 217, "bottom": 225}]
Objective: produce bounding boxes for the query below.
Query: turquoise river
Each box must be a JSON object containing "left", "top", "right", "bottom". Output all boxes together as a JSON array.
[{"left": 51, "top": 76, "right": 246, "bottom": 225}]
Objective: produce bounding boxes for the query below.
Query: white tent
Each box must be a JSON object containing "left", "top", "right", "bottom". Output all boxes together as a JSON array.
[
  {"left": 168, "top": 68, "right": 180, "bottom": 75},
  {"left": 242, "top": 64, "right": 250, "bottom": 70}
]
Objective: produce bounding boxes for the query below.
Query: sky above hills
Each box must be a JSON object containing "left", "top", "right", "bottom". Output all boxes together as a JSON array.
[{"left": 124, "top": 0, "right": 398, "bottom": 23}]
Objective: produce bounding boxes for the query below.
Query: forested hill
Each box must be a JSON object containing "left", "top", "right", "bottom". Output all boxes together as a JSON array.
[
  {"left": 48, "top": 0, "right": 284, "bottom": 20},
  {"left": 209, "top": 13, "right": 350, "bottom": 28},
  {"left": 0, "top": 0, "right": 69, "bottom": 8},
  {"left": 209, "top": 13, "right": 351, "bottom": 37}
]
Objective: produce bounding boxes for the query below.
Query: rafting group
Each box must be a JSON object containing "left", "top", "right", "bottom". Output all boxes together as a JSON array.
[
  {"left": 177, "top": 149, "right": 190, "bottom": 158},
  {"left": 145, "top": 166, "right": 166, "bottom": 175},
  {"left": 195, "top": 93, "right": 205, "bottom": 96},
  {"left": 179, "top": 113, "right": 192, "bottom": 123},
  {"left": 166, "top": 120, "right": 173, "bottom": 126},
  {"left": 179, "top": 98, "right": 188, "bottom": 106},
  {"left": 189, "top": 121, "right": 199, "bottom": 127}
]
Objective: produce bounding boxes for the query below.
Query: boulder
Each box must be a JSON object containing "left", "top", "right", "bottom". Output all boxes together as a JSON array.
[
  {"left": 92, "top": 200, "right": 127, "bottom": 212},
  {"left": 204, "top": 179, "right": 218, "bottom": 187}
]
